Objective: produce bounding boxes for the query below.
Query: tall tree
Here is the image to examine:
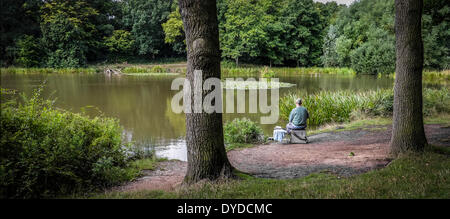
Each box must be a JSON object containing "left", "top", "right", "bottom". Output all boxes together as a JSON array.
[
  {"left": 40, "top": 0, "right": 99, "bottom": 67},
  {"left": 260, "top": 0, "right": 286, "bottom": 67},
  {"left": 220, "top": 0, "right": 265, "bottom": 66},
  {"left": 121, "top": 0, "right": 172, "bottom": 58},
  {"left": 0, "top": 0, "right": 42, "bottom": 66},
  {"left": 282, "top": 0, "right": 324, "bottom": 67},
  {"left": 390, "top": 0, "right": 427, "bottom": 155},
  {"left": 178, "top": 0, "right": 235, "bottom": 183},
  {"left": 162, "top": 4, "right": 186, "bottom": 55}
]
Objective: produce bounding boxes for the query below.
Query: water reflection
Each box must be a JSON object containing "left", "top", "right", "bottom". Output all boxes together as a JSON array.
[{"left": 1, "top": 72, "right": 398, "bottom": 161}]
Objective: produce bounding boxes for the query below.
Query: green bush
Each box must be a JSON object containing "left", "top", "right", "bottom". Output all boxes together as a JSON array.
[
  {"left": 104, "top": 30, "right": 135, "bottom": 63},
  {"left": 224, "top": 118, "right": 264, "bottom": 144},
  {"left": 14, "top": 35, "right": 43, "bottom": 67},
  {"left": 0, "top": 87, "right": 136, "bottom": 198},
  {"left": 350, "top": 29, "right": 396, "bottom": 75}
]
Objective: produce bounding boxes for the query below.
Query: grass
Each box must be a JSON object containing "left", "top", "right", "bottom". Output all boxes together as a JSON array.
[
  {"left": 280, "top": 87, "right": 450, "bottom": 127},
  {"left": 225, "top": 143, "right": 256, "bottom": 151},
  {"left": 424, "top": 114, "right": 450, "bottom": 126},
  {"left": 221, "top": 66, "right": 356, "bottom": 77},
  {"left": 384, "top": 70, "right": 450, "bottom": 85},
  {"left": 222, "top": 80, "right": 295, "bottom": 89},
  {"left": 3, "top": 64, "right": 448, "bottom": 85},
  {"left": 121, "top": 65, "right": 185, "bottom": 74},
  {"left": 304, "top": 114, "right": 450, "bottom": 136},
  {"left": 272, "top": 67, "right": 356, "bottom": 76},
  {"left": 1, "top": 67, "right": 100, "bottom": 74},
  {"left": 280, "top": 89, "right": 394, "bottom": 127},
  {"left": 306, "top": 117, "right": 393, "bottom": 135},
  {"left": 222, "top": 114, "right": 449, "bottom": 152},
  {"left": 94, "top": 145, "right": 450, "bottom": 199},
  {"left": 128, "top": 158, "right": 165, "bottom": 172}
]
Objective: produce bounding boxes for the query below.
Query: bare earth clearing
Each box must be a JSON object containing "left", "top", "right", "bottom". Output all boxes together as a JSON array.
[{"left": 114, "top": 124, "right": 450, "bottom": 192}]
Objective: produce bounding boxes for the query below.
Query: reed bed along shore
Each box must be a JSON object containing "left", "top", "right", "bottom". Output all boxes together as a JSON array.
[
  {"left": 280, "top": 87, "right": 450, "bottom": 127},
  {"left": 0, "top": 67, "right": 100, "bottom": 74},
  {"left": 2, "top": 65, "right": 448, "bottom": 83}
]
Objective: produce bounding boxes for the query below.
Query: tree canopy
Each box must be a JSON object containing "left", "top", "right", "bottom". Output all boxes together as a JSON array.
[
  {"left": 321, "top": 0, "right": 449, "bottom": 74},
  {"left": 1, "top": 0, "right": 448, "bottom": 72}
]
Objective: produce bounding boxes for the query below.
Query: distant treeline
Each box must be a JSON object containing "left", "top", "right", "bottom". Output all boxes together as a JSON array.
[{"left": 1, "top": 0, "right": 448, "bottom": 73}]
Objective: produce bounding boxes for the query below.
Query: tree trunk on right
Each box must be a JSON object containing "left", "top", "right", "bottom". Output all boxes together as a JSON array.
[{"left": 390, "top": 0, "right": 427, "bottom": 155}]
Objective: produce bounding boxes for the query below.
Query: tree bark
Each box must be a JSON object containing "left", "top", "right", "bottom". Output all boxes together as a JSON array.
[
  {"left": 178, "top": 0, "right": 235, "bottom": 183},
  {"left": 390, "top": 0, "right": 427, "bottom": 155}
]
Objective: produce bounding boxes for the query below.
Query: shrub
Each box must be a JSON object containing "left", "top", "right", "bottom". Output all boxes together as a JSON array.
[
  {"left": 104, "top": 30, "right": 135, "bottom": 63},
  {"left": 14, "top": 35, "right": 43, "bottom": 67},
  {"left": 0, "top": 86, "right": 136, "bottom": 198},
  {"left": 350, "top": 33, "right": 396, "bottom": 75},
  {"left": 224, "top": 118, "right": 264, "bottom": 144},
  {"left": 104, "top": 30, "right": 135, "bottom": 55}
]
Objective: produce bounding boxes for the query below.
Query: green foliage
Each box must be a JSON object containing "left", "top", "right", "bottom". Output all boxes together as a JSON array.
[
  {"left": 128, "top": 158, "right": 160, "bottom": 171},
  {"left": 161, "top": 6, "right": 185, "bottom": 55},
  {"left": 281, "top": 0, "right": 325, "bottom": 66},
  {"left": 14, "top": 35, "right": 42, "bottom": 67},
  {"left": 321, "top": 25, "right": 340, "bottom": 67},
  {"left": 322, "top": 0, "right": 450, "bottom": 73},
  {"left": 350, "top": 28, "right": 395, "bottom": 74},
  {"left": 0, "top": 86, "right": 136, "bottom": 198},
  {"left": 220, "top": 0, "right": 266, "bottom": 65},
  {"left": 0, "top": 0, "right": 43, "bottom": 66},
  {"left": 0, "top": 67, "right": 98, "bottom": 74},
  {"left": 422, "top": 70, "right": 450, "bottom": 85},
  {"left": 104, "top": 30, "right": 135, "bottom": 54},
  {"left": 151, "top": 65, "right": 164, "bottom": 73},
  {"left": 422, "top": 87, "right": 450, "bottom": 116},
  {"left": 97, "top": 149, "right": 450, "bottom": 199},
  {"left": 259, "top": 0, "right": 287, "bottom": 66},
  {"left": 260, "top": 66, "right": 275, "bottom": 78},
  {"left": 104, "top": 30, "right": 135, "bottom": 62},
  {"left": 120, "top": 65, "right": 169, "bottom": 74},
  {"left": 422, "top": 1, "right": 450, "bottom": 69},
  {"left": 219, "top": 0, "right": 336, "bottom": 67},
  {"left": 224, "top": 118, "right": 264, "bottom": 144},
  {"left": 3, "top": 0, "right": 448, "bottom": 70},
  {"left": 40, "top": 0, "right": 99, "bottom": 67},
  {"left": 280, "top": 87, "right": 450, "bottom": 127},
  {"left": 121, "top": 0, "right": 172, "bottom": 57}
]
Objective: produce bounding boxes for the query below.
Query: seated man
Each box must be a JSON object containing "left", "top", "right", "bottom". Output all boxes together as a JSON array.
[{"left": 286, "top": 98, "right": 309, "bottom": 134}]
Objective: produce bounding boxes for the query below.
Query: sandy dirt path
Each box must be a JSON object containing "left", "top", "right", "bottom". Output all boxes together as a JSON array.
[{"left": 114, "top": 124, "right": 450, "bottom": 192}]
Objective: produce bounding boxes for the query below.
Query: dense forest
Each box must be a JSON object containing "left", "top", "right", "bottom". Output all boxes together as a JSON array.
[{"left": 1, "top": 0, "right": 448, "bottom": 73}]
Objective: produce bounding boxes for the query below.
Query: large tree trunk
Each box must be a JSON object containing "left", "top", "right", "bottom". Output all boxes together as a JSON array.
[
  {"left": 178, "top": 0, "right": 235, "bottom": 183},
  {"left": 390, "top": 0, "right": 427, "bottom": 155}
]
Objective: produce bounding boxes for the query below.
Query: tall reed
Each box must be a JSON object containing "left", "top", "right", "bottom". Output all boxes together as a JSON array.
[
  {"left": 280, "top": 87, "right": 449, "bottom": 127},
  {"left": 0, "top": 67, "right": 99, "bottom": 74}
]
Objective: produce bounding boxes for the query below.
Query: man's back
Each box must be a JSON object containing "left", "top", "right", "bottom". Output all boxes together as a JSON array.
[{"left": 289, "top": 106, "right": 309, "bottom": 126}]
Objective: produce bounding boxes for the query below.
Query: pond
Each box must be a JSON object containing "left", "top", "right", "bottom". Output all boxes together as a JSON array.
[{"left": 1, "top": 71, "right": 395, "bottom": 161}]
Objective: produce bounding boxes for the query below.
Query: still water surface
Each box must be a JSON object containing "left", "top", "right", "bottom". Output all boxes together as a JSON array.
[{"left": 1, "top": 72, "right": 394, "bottom": 161}]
